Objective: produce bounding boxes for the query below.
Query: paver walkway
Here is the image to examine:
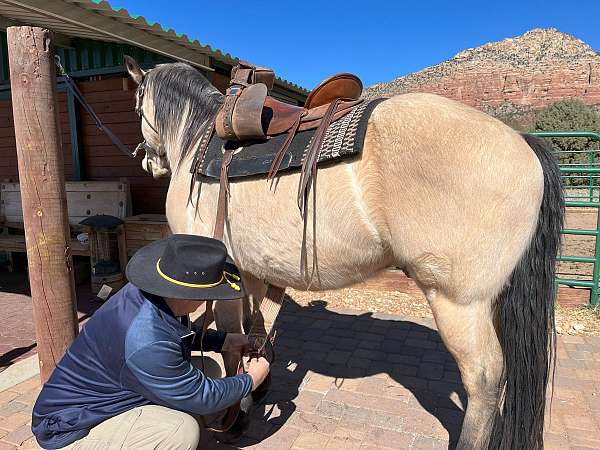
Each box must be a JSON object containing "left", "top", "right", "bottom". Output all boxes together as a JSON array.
[
  {"left": 0, "top": 271, "right": 101, "bottom": 373},
  {"left": 0, "top": 299, "right": 599, "bottom": 449}
]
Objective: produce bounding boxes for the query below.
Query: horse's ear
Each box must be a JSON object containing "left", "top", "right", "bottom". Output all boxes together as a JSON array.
[{"left": 124, "top": 55, "right": 145, "bottom": 85}]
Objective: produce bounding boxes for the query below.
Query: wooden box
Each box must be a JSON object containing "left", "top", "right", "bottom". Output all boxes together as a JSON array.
[
  {"left": 1, "top": 181, "right": 131, "bottom": 226},
  {"left": 124, "top": 214, "right": 171, "bottom": 257}
]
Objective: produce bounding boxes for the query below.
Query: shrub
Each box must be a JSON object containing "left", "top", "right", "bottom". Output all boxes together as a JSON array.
[{"left": 532, "top": 99, "right": 600, "bottom": 185}]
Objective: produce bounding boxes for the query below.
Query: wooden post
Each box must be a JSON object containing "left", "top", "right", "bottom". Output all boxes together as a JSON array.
[{"left": 7, "top": 27, "right": 78, "bottom": 383}]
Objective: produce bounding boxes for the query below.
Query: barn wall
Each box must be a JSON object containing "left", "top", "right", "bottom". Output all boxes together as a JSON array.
[
  {"left": 0, "top": 77, "right": 168, "bottom": 215},
  {"left": 0, "top": 92, "right": 73, "bottom": 181},
  {"left": 77, "top": 77, "right": 168, "bottom": 215}
]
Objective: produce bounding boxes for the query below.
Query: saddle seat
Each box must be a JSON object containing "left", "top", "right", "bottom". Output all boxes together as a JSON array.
[{"left": 215, "top": 62, "right": 363, "bottom": 142}]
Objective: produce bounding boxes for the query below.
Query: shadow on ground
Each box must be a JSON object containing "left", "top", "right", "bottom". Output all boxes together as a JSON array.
[
  {"left": 0, "top": 343, "right": 37, "bottom": 369},
  {"left": 207, "top": 296, "right": 465, "bottom": 449},
  {"left": 0, "top": 266, "right": 31, "bottom": 296}
]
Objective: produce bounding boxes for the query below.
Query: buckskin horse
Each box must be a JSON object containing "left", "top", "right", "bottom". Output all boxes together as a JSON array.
[{"left": 124, "top": 56, "right": 563, "bottom": 450}]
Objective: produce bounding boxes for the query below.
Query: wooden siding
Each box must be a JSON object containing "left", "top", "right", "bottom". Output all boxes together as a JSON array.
[
  {"left": 0, "top": 92, "right": 73, "bottom": 181},
  {"left": 0, "top": 77, "right": 169, "bottom": 215},
  {"left": 77, "top": 77, "right": 168, "bottom": 215}
]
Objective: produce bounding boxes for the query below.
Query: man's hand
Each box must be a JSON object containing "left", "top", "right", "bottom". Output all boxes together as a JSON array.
[
  {"left": 221, "top": 333, "right": 249, "bottom": 353},
  {"left": 246, "top": 356, "right": 270, "bottom": 391}
]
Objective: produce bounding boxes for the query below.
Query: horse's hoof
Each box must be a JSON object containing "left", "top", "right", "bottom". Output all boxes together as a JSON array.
[{"left": 215, "top": 410, "right": 250, "bottom": 444}]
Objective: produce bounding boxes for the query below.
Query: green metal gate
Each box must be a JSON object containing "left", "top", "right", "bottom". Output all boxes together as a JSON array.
[{"left": 532, "top": 131, "right": 600, "bottom": 305}]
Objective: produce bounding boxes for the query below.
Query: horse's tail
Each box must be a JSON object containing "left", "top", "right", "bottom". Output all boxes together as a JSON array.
[{"left": 489, "top": 134, "right": 564, "bottom": 450}]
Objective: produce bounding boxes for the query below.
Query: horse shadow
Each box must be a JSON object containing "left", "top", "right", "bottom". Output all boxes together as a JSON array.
[{"left": 210, "top": 297, "right": 466, "bottom": 449}]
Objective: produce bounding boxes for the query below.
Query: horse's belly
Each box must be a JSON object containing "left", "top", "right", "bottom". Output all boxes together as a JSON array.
[
  {"left": 231, "top": 216, "right": 386, "bottom": 290},
  {"left": 228, "top": 164, "right": 388, "bottom": 290}
]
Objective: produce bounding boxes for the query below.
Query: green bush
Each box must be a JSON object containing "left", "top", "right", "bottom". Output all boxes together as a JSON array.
[{"left": 532, "top": 99, "right": 600, "bottom": 185}]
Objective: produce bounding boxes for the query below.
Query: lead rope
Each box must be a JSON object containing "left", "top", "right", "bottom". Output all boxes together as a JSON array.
[{"left": 55, "top": 56, "right": 135, "bottom": 159}]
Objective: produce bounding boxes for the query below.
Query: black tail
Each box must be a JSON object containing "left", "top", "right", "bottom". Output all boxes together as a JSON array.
[{"left": 489, "top": 134, "right": 564, "bottom": 450}]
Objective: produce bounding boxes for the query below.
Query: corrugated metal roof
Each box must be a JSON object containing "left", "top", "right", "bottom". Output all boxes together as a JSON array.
[{"left": 0, "top": 0, "right": 307, "bottom": 94}]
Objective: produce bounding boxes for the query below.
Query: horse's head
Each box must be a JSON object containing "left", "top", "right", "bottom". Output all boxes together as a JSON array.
[
  {"left": 124, "top": 56, "right": 223, "bottom": 179},
  {"left": 125, "top": 56, "right": 171, "bottom": 178}
]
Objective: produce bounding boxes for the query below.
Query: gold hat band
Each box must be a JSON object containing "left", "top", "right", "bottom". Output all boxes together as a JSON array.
[{"left": 156, "top": 259, "right": 241, "bottom": 291}]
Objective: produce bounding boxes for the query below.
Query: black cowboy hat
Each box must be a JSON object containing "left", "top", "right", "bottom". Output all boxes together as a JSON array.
[{"left": 125, "top": 234, "right": 245, "bottom": 300}]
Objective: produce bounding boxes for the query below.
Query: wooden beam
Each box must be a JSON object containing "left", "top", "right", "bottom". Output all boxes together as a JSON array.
[
  {"left": 2, "top": 0, "right": 213, "bottom": 70},
  {"left": 7, "top": 26, "right": 78, "bottom": 383},
  {"left": 0, "top": 16, "right": 73, "bottom": 47}
]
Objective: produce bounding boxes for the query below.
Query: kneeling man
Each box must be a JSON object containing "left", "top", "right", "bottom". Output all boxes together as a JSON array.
[{"left": 31, "top": 234, "right": 269, "bottom": 449}]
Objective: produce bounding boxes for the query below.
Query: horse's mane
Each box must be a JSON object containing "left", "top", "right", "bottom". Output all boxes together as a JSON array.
[{"left": 143, "top": 62, "right": 224, "bottom": 165}]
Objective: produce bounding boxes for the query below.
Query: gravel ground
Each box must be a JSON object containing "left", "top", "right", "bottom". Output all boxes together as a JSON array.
[
  {"left": 288, "top": 286, "right": 431, "bottom": 319},
  {"left": 288, "top": 281, "right": 600, "bottom": 337}
]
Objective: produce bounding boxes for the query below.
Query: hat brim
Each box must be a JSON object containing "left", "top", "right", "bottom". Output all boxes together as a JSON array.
[{"left": 125, "top": 238, "right": 245, "bottom": 301}]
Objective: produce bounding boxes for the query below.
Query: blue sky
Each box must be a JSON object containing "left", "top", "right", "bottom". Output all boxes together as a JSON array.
[{"left": 108, "top": 0, "right": 600, "bottom": 90}]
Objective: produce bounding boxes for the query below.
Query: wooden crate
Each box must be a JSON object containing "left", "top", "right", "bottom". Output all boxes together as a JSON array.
[
  {"left": 124, "top": 214, "right": 171, "bottom": 256},
  {"left": 1, "top": 181, "right": 131, "bottom": 226}
]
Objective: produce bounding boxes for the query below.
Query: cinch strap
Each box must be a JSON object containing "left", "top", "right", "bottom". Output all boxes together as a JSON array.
[{"left": 155, "top": 259, "right": 241, "bottom": 291}]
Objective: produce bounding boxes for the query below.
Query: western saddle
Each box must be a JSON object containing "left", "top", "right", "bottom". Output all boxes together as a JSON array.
[
  {"left": 209, "top": 61, "right": 363, "bottom": 184},
  {"left": 215, "top": 61, "right": 363, "bottom": 143}
]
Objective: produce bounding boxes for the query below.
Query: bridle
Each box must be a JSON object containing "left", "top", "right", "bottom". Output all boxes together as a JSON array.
[{"left": 133, "top": 77, "right": 165, "bottom": 162}]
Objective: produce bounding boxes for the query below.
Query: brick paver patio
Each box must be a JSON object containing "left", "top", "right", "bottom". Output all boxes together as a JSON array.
[
  {"left": 0, "top": 271, "right": 102, "bottom": 374},
  {"left": 0, "top": 272, "right": 37, "bottom": 371},
  {"left": 1, "top": 298, "right": 600, "bottom": 449}
]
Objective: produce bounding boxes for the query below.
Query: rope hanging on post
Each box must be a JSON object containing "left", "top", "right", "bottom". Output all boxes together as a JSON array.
[{"left": 55, "top": 56, "right": 136, "bottom": 159}]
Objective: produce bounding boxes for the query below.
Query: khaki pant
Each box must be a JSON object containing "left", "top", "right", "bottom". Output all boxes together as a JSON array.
[{"left": 63, "top": 356, "right": 223, "bottom": 450}]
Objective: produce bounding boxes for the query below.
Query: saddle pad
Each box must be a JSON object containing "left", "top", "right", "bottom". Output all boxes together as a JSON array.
[{"left": 196, "top": 98, "right": 387, "bottom": 180}]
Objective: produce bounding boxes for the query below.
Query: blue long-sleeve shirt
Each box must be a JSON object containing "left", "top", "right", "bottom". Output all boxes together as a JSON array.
[{"left": 31, "top": 283, "right": 253, "bottom": 449}]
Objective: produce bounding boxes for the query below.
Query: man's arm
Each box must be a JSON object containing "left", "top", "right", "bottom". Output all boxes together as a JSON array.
[{"left": 125, "top": 340, "right": 252, "bottom": 416}]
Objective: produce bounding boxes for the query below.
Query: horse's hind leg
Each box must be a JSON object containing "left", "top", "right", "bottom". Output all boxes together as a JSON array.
[{"left": 427, "top": 291, "right": 502, "bottom": 450}]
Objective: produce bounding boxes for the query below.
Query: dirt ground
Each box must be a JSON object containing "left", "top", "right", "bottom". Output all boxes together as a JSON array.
[{"left": 288, "top": 267, "right": 600, "bottom": 337}]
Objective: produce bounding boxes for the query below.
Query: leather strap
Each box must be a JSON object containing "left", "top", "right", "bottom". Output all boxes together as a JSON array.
[
  {"left": 201, "top": 148, "right": 236, "bottom": 434},
  {"left": 247, "top": 285, "right": 286, "bottom": 352},
  {"left": 208, "top": 147, "right": 287, "bottom": 433},
  {"left": 267, "top": 111, "right": 304, "bottom": 180},
  {"left": 216, "top": 90, "right": 241, "bottom": 141},
  {"left": 298, "top": 98, "right": 341, "bottom": 211},
  {"left": 213, "top": 149, "right": 235, "bottom": 241},
  {"left": 297, "top": 98, "right": 342, "bottom": 285},
  {"left": 232, "top": 62, "right": 275, "bottom": 91}
]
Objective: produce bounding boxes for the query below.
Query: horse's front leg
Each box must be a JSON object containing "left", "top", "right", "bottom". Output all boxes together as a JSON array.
[
  {"left": 213, "top": 272, "right": 268, "bottom": 376},
  {"left": 213, "top": 299, "right": 243, "bottom": 376}
]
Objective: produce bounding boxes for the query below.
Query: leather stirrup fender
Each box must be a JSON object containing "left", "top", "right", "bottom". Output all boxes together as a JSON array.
[{"left": 232, "top": 83, "right": 268, "bottom": 141}]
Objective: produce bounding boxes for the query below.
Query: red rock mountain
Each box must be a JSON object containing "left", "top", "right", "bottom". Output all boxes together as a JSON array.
[{"left": 364, "top": 28, "right": 600, "bottom": 112}]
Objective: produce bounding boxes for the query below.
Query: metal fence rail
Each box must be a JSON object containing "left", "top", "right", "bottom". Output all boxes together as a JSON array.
[{"left": 532, "top": 131, "right": 600, "bottom": 305}]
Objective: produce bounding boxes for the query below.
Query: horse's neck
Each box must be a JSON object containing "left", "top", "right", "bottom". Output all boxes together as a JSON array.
[{"left": 165, "top": 115, "right": 217, "bottom": 171}]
